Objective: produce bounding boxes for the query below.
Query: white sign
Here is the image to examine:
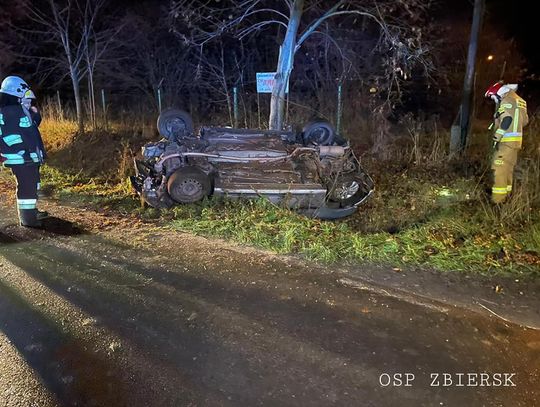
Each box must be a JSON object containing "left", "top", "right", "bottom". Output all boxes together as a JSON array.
[{"left": 256, "top": 72, "right": 289, "bottom": 94}]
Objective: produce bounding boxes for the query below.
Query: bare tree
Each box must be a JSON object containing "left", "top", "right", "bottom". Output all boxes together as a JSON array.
[
  {"left": 170, "top": 0, "right": 432, "bottom": 130},
  {"left": 0, "top": 2, "right": 31, "bottom": 78},
  {"left": 191, "top": 40, "right": 255, "bottom": 126},
  {"left": 21, "top": 0, "right": 109, "bottom": 132},
  {"left": 107, "top": 14, "right": 198, "bottom": 111},
  {"left": 84, "top": 11, "right": 125, "bottom": 129},
  {"left": 201, "top": 44, "right": 236, "bottom": 126}
]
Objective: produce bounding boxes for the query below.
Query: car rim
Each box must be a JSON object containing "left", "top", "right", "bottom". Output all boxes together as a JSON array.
[
  {"left": 335, "top": 181, "right": 360, "bottom": 200},
  {"left": 178, "top": 178, "right": 203, "bottom": 199},
  {"left": 166, "top": 118, "right": 187, "bottom": 137},
  {"left": 311, "top": 128, "right": 329, "bottom": 144}
]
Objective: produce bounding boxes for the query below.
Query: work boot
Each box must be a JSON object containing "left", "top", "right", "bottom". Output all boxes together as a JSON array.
[
  {"left": 18, "top": 209, "right": 43, "bottom": 228},
  {"left": 36, "top": 210, "right": 49, "bottom": 220}
]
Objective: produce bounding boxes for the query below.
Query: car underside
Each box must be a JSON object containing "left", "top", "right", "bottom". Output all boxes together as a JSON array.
[{"left": 131, "top": 109, "right": 374, "bottom": 220}]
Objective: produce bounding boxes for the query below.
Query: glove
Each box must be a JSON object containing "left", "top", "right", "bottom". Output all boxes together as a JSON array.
[{"left": 23, "top": 150, "right": 33, "bottom": 162}]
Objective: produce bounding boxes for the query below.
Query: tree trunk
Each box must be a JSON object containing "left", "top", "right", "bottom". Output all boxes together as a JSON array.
[
  {"left": 268, "top": 0, "right": 304, "bottom": 130},
  {"left": 71, "top": 68, "right": 84, "bottom": 133}
]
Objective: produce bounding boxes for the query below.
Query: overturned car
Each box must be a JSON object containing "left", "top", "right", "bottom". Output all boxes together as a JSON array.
[{"left": 131, "top": 109, "right": 374, "bottom": 219}]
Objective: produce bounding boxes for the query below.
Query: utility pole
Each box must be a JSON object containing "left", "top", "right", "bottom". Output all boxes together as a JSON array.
[{"left": 450, "top": 0, "right": 485, "bottom": 155}]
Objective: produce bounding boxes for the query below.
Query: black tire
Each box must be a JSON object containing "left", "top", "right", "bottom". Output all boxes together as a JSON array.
[
  {"left": 157, "top": 108, "right": 194, "bottom": 141},
  {"left": 167, "top": 166, "right": 212, "bottom": 204},
  {"left": 302, "top": 120, "right": 335, "bottom": 146}
]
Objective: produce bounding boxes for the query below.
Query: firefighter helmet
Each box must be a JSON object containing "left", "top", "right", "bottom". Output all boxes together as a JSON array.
[
  {"left": 0, "top": 76, "right": 30, "bottom": 98},
  {"left": 485, "top": 81, "right": 504, "bottom": 99},
  {"left": 485, "top": 81, "right": 519, "bottom": 102}
]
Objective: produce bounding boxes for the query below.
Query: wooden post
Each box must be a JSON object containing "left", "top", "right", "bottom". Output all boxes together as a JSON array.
[
  {"left": 56, "top": 90, "right": 63, "bottom": 119},
  {"left": 500, "top": 60, "right": 507, "bottom": 80},
  {"left": 101, "top": 89, "right": 107, "bottom": 129},
  {"left": 336, "top": 83, "right": 343, "bottom": 134},
  {"left": 257, "top": 92, "right": 261, "bottom": 129},
  {"left": 233, "top": 86, "right": 239, "bottom": 128}
]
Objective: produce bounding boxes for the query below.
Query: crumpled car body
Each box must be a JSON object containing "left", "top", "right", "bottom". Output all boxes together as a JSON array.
[{"left": 131, "top": 111, "right": 374, "bottom": 220}]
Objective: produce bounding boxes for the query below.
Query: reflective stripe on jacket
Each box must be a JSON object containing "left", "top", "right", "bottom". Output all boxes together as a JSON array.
[
  {"left": 492, "top": 91, "right": 529, "bottom": 149},
  {"left": 0, "top": 105, "right": 46, "bottom": 167}
]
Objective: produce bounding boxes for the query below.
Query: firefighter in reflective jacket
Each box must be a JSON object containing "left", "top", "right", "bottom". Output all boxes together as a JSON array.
[
  {"left": 485, "top": 82, "right": 529, "bottom": 203},
  {"left": 0, "top": 76, "right": 47, "bottom": 227}
]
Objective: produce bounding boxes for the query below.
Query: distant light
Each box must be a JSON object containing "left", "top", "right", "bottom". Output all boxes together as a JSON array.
[{"left": 487, "top": 55, "right": 494, "bottom": 61}]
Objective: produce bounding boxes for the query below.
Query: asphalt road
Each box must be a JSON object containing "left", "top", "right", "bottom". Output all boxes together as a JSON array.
[{"left": 1, "top": 207, "right": 539, "bottom": 407}]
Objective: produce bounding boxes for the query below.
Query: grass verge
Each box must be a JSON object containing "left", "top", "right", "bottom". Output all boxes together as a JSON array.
[
  {"left": 26, "top": 163, "right": 539, "bottom": 278},
  {"left": 2, "top": 117, "right": 538, "bottom": 278}
]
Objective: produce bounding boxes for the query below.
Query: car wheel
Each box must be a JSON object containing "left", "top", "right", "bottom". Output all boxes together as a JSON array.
[
  {"left": 167, "top": 167, "right": 212, "bottom": 204},
  {"left": 328, "top": 176, "right": 368, "bottom": 207},
  {"left": 157, "top": 108, "right": 194, "bottom": 141},
  {"left": 302, "top": 120, "right": 335, "bottom": 146}
]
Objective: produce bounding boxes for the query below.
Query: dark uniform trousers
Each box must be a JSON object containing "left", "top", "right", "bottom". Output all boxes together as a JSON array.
[
  {"left": 11, "top": 164, "right": 41, "bottom": 225},
  {"left": 1, "top": 103, "right": 45, "bottom": 226}
]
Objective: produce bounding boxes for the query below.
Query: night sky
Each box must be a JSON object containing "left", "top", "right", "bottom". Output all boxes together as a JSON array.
[
  {"left": 4, "top": 0, "right": 537, "bottom": 113},
  {"left": 112, "top": 0, "right": 538, "bottom": 73},
  {"left": 434, "top": 0, "right": 537, "bottom": 68},
  {"left": 486, "top": 0, "right": 537, "bottom": 69}
]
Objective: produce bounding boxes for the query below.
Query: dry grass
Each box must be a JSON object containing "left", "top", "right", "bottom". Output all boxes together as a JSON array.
[
  {"left": 399, "top": 113, "right": 448, "bottom": 166},
  {"left": 39, "top": 100, "right": 79, "bottom": 153},
  {"left": 39, "top": 100, "right": 153, "bottom": 183}
]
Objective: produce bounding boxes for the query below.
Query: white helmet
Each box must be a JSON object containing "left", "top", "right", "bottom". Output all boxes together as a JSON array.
[
  {"left": 497, "top": 84, "right": 518, "bottom": 97},
  {"left": 0, "top": 76, "right": 30, "bottom": 98}
]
